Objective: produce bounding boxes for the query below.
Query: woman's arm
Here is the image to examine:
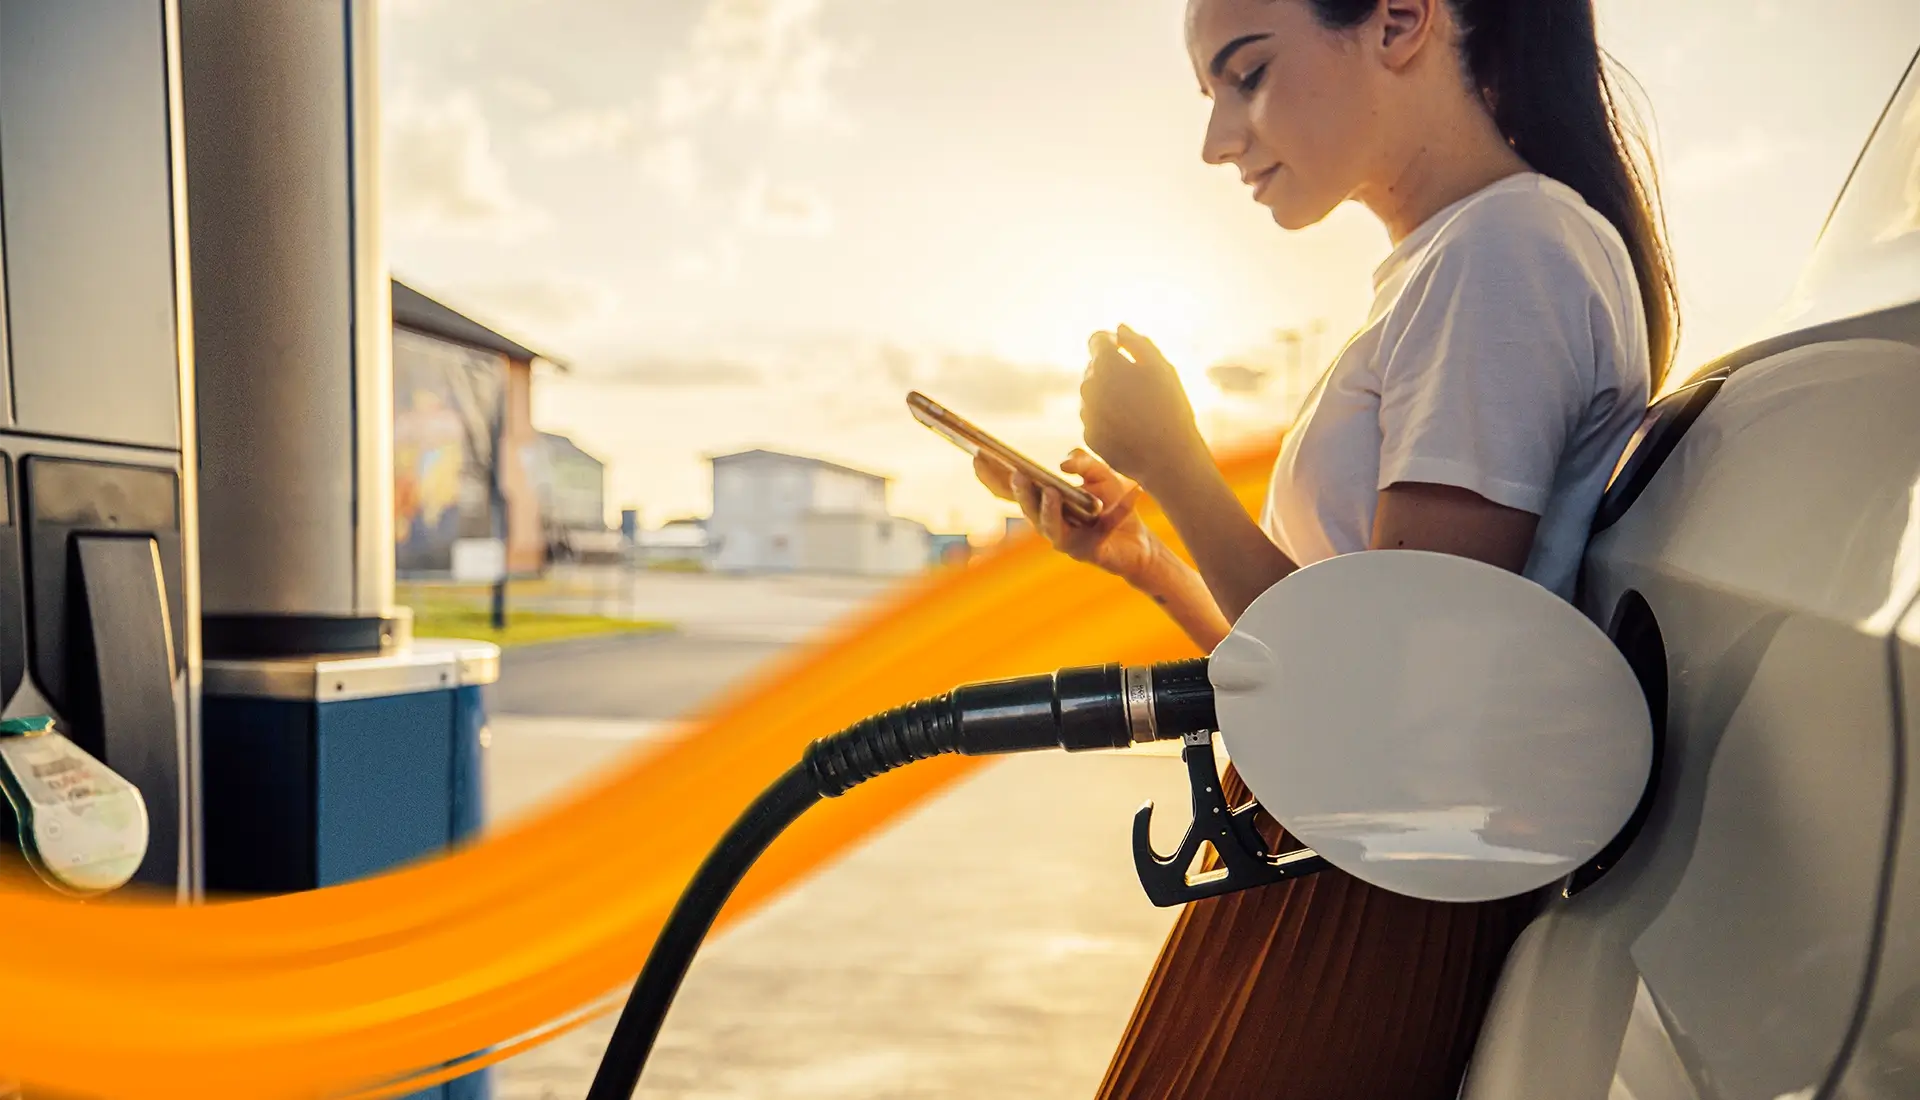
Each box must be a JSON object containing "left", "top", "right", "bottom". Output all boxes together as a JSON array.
[
  {"left": 1124, "top": 537, "right": 1237, "bottom": 652},
  {"left": 1078, "top": 327, "right": 1301, "bottom": 625},
  {"left": 1134, "top": 464, "right": 1541, "bottom": 633},
  {"left": 1081, "top": 329, "right": 1545, "bottom": 632},
  {"left": 1138, "top": 448, "right": 1298, "bottom": 625},
  {"left": 1370, "top": 481, "right": 1540, "bottom": 570},
  {"left": 989, "top": 449, "right": 1236, "bottom": 653}
]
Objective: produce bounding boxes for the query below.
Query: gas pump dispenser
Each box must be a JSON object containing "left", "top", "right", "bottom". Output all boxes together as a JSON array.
[{"left": 0, "top": 0, "right": 201, "bottom": 897}]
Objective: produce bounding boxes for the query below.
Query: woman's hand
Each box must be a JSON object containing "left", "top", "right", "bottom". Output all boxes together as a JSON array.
[
  {"left": 1080, "top": 325, "right": 1211, "bottom": 493},
  {"left": 973, "top": 448, "right": 1158, "bottom": 581}
]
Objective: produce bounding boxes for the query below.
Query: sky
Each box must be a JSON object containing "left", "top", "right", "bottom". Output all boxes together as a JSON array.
[{"left": 378, "top": 0, "right": 1920, "bottom": 538}]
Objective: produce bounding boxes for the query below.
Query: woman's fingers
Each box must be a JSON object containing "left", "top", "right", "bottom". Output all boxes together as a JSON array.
[
  {"left": 1062, "top": 448, "right": 1136, "bottom": 501},
  {"left": 1086, "top": 330, "right": 1121, "bottom": 364},
  {"left": 1036, "top": 486, "right": 1065, "bottom": 546},
  {"left": 974, "top": 452, "right": 1015, "bottom": 500},
  {"left": 1115, "top": 324, "right": 1165, "bottom": 367},
  {"left": 1008, "top": 471, "right": 1043, "bottom": 525}
]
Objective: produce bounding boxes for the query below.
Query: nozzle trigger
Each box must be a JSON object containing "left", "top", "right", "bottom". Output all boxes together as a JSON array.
[{"left": 1131, "top": 729, "right": 1328, "bottom": 907}]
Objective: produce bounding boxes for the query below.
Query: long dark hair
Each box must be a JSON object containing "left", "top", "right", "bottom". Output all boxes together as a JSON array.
[{"left": 1310, "top": 0, "right": 1681, "bottom": 389}]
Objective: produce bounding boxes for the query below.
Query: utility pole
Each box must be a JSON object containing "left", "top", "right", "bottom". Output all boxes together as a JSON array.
[{"left": 489, "top": 381, "right": 508, "bottom": 631}]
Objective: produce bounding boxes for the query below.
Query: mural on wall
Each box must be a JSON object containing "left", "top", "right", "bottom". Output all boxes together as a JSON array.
[{"left": 393, "top": 328, "right": 506, "bottom": 574}]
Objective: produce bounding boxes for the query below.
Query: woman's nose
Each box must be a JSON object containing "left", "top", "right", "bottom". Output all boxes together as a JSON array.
[{"left": 1200, "top": 103, "right": 1245, "bottom": 167}]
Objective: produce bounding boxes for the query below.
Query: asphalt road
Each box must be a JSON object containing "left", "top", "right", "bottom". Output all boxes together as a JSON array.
[
  {"left": 481, "top": 572, "right": 1191, "bottom": 1100},
  {"left": 490, "top": 630, "right": 791, "bottom": 720}
]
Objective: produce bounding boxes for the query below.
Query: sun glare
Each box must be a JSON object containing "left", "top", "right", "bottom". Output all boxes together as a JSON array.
[{"left": 985, "top": 270, "right": 1236, "bottom": 415}]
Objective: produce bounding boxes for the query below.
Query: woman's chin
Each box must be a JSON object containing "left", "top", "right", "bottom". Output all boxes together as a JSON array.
[{"left": 1262, "top": 193, "right": 1338, "bottom": 231}]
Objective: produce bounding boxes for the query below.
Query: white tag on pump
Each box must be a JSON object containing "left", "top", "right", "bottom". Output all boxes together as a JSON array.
[{"left": 0, "top": 717, "right": 149, "bottom": 896}]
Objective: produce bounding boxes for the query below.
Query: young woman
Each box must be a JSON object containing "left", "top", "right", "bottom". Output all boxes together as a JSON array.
[{"left": 975, "top": 0, "right": 1677, "bottom": 1096}]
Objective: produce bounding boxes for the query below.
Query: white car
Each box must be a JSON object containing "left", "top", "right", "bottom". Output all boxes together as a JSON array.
[{"left": 1462, "top": 46, "right": 1920, "bottom": 1100}]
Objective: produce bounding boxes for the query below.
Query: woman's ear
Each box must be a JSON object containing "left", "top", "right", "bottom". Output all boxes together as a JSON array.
[{"left": 1376, "top": 0, "right": 1438, "bottom": 70}]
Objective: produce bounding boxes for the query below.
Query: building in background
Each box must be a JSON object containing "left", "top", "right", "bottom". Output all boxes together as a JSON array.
[
  {"left": 535, "top": 431, "right": 614, "bottom": 561},
  {"left": 707, "top": 450, "right": 931, "bottom": 575},
  {"left": 929, "top": 533, "right": 973, "bottom": 566},
  {"left": 391, "top": 279, "right": 565, "bottom": 578},
  {"left": 632, "top": 517, "right": 711, "bottom": 569}
]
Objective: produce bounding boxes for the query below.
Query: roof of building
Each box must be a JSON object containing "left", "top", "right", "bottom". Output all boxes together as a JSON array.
[
  {"left": 539, "top": 431, "right": 605, "bottom": 468},
  {"left": 707, "top": 448, "right": 890, "bottom": 483},
  {"left": 391, "top": 279, "right": 568, "bottom": 370}
]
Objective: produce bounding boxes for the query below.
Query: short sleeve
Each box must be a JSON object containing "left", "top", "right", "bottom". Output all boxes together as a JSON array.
[{"left": 1375, "top": 200, "right": 1604, "bottom": 516}]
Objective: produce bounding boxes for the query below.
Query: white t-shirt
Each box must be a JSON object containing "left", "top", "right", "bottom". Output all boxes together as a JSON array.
[{"left": 1261, "top": 172, "right": 1651, "bottom": 601}]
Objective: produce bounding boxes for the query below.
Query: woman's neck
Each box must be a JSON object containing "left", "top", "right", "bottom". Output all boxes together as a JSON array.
[{"left": 1357, "top": 103, "right": 1533, "bottom": 244}]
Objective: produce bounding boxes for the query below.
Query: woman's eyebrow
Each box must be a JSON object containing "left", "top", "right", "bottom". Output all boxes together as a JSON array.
[{"left": 1209, "top": 33, "right": 1272, "bottom": 80}]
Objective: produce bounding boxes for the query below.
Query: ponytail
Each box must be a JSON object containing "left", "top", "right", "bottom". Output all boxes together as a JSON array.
[
  {"left": 1308, "top": 0, "right": 1682, "bottom": 390},
  {"left": 1450, "top": 0, "right": 1679, "bottom": 390}
]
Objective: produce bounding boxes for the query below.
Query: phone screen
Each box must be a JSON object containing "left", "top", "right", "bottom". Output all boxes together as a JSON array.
[{"left": 907, "top": 391, "right": 1102, "bottom": 525}]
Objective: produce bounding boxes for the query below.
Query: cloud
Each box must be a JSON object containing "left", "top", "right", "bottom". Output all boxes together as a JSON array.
[
  {"left": 441, "top": 276, "right": 619, "bottom": 335},
  {"left": 892, "top": 350, "right": 1078, "bottom": 417},
  {"left": 654, "top": 0, "right": 856, "bottom": 133},
  {"left": 736, "top": 175, "right": 834, "bottom": 236},
  {"left": 628, "top": 0, "right": 861, "bottom": 276},
  {"left": 1207, "top": 363, "right": 1270, "bottom": 395},
  {"left": 640, "top": 136, "right": 704, "bottom": 204},
  {"left": 496, "top": 77, "right": 557, "bottom": 112},
  {"left": 670, "top": 235, "right": 744, "bottom": 283},
  {"left": 528, "top": 104, "right": 642, "bottom": 158},
  {"left": 1669, "top": 127, "right": 1797, "bottom": 196},
  {"left": 384, "top": 89, "right": 546, "bottom": 239},
  {"left": 593, "top": 355, "right": 766, "bottom": 387}
]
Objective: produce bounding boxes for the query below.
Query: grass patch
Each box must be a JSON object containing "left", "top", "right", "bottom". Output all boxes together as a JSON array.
[
  {"left": 640, "top": 558, "right": 708, "bottom": 573},
  {"left": 408, "top": 604, "right": 668, "bottom": 648},
  {"left": 400, "top": 584, "right": 670, "bottom": 649}
]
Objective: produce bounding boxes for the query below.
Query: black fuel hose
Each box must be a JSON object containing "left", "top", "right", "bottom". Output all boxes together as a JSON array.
[{"left": 585, "top": 658, "right": 1215, "bottom": 1099}]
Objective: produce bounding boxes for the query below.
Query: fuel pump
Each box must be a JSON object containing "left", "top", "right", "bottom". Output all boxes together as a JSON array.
[{"left": 0, "top": 0, "right": 201, "bottom": 896}]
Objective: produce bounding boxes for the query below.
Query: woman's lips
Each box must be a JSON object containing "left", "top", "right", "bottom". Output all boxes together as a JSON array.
[{"left": 1249, "top": 164, "right": 1280, "bottom": 201}]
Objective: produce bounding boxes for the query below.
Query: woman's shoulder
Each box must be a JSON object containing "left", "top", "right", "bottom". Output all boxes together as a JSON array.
[{"left": 1416, "top": 173, "right": 1636, "bottom": 302}]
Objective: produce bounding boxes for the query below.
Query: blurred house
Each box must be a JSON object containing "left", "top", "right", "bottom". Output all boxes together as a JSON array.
[
  {"left": 929, "top": 533, "right": 973, "bottom": 566},
  {"left": 390, "top": 279, "right": 564, "bottom": 578},
  {"left": 707, "top": 450, "right": 931, "bottom": 575},
  {"left": 536, "top": 431, "right": 614, "bottom": 561},
  {"left": 632, "top": 518, "right": 711, "bottom": 569}
]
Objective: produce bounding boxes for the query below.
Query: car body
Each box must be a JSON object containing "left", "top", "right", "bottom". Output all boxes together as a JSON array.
[{"left": 1462, "top": 46, "right": 1920, "bottom": 1100}]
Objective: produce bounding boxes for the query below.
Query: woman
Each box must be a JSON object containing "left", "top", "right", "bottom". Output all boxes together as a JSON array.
[{"left": 975, "top": 0, "right": 1677, "bottom": 1096}]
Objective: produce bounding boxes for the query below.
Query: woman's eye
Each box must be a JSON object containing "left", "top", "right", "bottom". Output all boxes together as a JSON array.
[{"left": 1235, "top": 63, "right": 1267, "bottom": 95}]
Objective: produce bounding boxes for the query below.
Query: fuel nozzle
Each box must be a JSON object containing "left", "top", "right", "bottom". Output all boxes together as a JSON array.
[
  {"left": 0, "top": 716, "right": 149, "bottom": 896},
  {"left": 949, "top": 657, "right": 1217, "bottom": 754},
  {"left": 799, "top": 658, "right": 1218, "bottom": 795},
  {"left": 795, "top": 656, "right": 1319, "bottom": 908}
]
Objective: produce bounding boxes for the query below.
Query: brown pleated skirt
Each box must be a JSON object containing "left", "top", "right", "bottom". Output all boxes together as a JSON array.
[{"left": 1096, "top": 764, "right": 1541, "bottom": 1100}]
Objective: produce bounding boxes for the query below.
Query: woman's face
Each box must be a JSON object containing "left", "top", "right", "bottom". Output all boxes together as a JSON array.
[{"left": 1187, "top": 0, "right": 1388, "bottom": 229}]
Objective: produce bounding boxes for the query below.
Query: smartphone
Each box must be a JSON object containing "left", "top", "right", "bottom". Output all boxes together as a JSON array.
[{"left": 907, "top": 391, "right": 1102, "bottom": 526}]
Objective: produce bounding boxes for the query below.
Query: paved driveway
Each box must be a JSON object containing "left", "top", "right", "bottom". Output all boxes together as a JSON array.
[{"left": 482, "top": 570, "right": 1188, "bottom": 1099}]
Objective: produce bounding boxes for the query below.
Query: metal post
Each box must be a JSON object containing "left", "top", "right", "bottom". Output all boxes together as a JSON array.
[
  {"left": 182, "top": 0, "right": 401, "bottom": 658},
  {"left": 490, "top": 386, "right": 509, "bottom": 631}
]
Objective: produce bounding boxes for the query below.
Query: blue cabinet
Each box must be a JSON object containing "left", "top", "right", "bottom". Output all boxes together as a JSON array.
[{"left": 203, "top": 641, "right": 499, "bottom": 1098}]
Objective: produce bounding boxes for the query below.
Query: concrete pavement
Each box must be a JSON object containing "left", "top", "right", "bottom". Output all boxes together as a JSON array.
[{"left": 481, "top": 571, "right": 1190, "bottom": 1099}]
